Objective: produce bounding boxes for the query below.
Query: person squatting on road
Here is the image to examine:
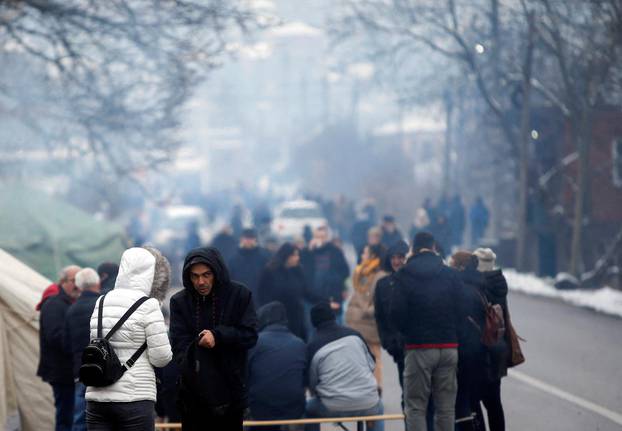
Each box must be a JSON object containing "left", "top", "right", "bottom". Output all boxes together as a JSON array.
[
  {"left": 85, "top": 247, "right": 173, "bottom": 431},
  {"left": 170, "top": 247, "right": 258, "bottom": 431},
  {"left": 246, "top": 301, "right": 307, "bottom": 430},
  {"left": 305, "top": 302, "right": 384, "bottom": 431}
]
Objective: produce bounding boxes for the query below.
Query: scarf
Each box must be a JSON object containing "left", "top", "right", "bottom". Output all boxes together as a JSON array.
[{"left": 353, "top": 258, "right": 381, "bottom": 294}]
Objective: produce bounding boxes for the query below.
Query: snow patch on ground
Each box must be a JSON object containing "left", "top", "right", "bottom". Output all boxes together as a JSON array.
[{"left": 505, "top": 269, "right": 622, "bottom": 318}]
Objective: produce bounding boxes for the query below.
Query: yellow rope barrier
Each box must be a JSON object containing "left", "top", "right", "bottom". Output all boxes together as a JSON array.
[{"left": 155, "top": 413, "right": 405, "bottom": 429}]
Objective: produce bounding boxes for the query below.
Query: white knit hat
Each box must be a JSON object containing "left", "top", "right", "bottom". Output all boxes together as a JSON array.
[{"left": 473, "top": 248, "right": 496, "bottom": 272}]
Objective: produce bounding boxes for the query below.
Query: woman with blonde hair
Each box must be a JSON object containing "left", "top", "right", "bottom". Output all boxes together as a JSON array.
[{"left": 346, "top": 243, "right": 387, "bottom": 390}]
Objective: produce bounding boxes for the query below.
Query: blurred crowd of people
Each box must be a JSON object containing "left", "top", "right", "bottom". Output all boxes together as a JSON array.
[{"left": 37, "top": 193, "right": 517, "bottom": 431}]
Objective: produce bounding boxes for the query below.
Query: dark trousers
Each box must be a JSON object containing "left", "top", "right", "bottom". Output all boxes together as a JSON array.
[
  {"left": 52, "top": 383, "right": 75, "bottom": 431},
  {"left": 480, "top": 380, "right": 505, "bottom": 431},
  {"left": 86, "top": 400, "right": 155, "bottom": 431},
  {"left": 181, "top": 408, "right": 244, "bottom": 431}
]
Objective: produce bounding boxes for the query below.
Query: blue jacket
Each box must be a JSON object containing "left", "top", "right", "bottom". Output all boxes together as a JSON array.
[
  {"left": 64, "top": 290, "right": 101, "bottom": 378},
  {"left": 247, "top": 320, "right": 306, "bottom": 420},
  {"left": 393, "top": 252, "right": 465, "bottom": 349}
]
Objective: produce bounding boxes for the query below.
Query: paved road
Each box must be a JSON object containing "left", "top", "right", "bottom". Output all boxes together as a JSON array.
[{"left": 326, "top": 291, "right": 622, "bottom": 430}]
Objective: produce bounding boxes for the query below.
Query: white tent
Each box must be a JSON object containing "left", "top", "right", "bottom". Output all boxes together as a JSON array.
[{"left": 0, "top": 249, "right": 54, "bottom": 431}]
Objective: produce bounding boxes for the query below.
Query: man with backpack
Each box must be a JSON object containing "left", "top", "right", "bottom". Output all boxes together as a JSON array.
[
  {"left": 83, "top": 247, "right": 172, "bottom": 431},
  {"left": 169, "top": 247, "right": 258, "bottom": 431}
]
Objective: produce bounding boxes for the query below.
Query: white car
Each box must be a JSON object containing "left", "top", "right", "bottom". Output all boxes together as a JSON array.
[
  {"left": 271, "top": 200, "right": 327, "bottom": 240},
  {"left": 150, "top": 205, "right": 211, "bottom": 251}
]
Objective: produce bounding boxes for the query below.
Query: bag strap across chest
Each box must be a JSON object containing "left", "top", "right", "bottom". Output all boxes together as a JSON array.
[
  {"left": 97, "top": 294, "right": 150, "bottom": 339},
  {"left": 97, "top": 294, "right": 150, "bottom": 367}
]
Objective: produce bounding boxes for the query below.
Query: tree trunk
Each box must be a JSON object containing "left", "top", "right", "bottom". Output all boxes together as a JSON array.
[
  {"left": 569, "top": 110, "right": 592, "bottom": 276},
  {"left": 442, "top": 91, "right": 453, "bottom": 198},
  {"left": 516, "top": 13, "right": 535, "bottom": 271}
]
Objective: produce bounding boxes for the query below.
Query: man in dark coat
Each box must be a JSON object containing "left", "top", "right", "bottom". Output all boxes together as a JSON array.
[
  {"left": 469, "top": 197, "right": 490, "bottom": 247},
  {"left": 170, "top": 247, "right": 258, "bottom": 431},
  {"left": 228, "top": 228, "right": 270, "bottom": 306},
  {"left": 448, "top": 195, "right": 466, "bottom": 249},
  {"left": 380, "top": 214, "right": 404, "bottom": 248},
  {"left": 393, "top": 232, "right": 465, "bottom": 431},
  {"left": 351, "top": 208, "right": 375, "bottom": 263},
  {"left": 38, "top": 265, "right": 81, "bottom": 431},
  {"left": 210, "top": 226, "right": 238, "bottom": 263},
  {"left": 374, "top": 241, "right": 409, "bottom": 389},
  {"left": 246, "top": 302, "right": 306, "bottom": 429},
  {"left": 64, "top": 268, "right": 101, "bottom": 431},
  {"left": 307, "top": 226, "right": 350, "bottom": 320}
]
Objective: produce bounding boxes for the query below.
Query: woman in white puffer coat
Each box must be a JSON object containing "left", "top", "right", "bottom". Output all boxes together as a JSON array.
[{"left": 86, "top": 247, "right": 173, "bottom": 431}]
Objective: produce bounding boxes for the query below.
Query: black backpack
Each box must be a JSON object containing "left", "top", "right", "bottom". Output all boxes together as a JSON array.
[{"left": 79, "top": 294, "right": 149, "bottom": 387}]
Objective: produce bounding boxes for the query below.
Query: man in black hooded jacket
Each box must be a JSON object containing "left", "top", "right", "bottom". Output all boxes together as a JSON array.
[{"left": 170, "top": 247, "right": 258, "bottom": 431}]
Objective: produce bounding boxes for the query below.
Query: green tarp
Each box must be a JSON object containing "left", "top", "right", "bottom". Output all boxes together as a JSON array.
[{"left": 0, "top": 184, "right": 127, "bottom": 280}]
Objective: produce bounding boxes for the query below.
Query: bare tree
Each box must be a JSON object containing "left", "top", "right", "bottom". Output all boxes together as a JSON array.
[
  {"left": 528, "top": 0, "right": 622, "bottom": 276},
  {"left": 0, "top": 0, "right": 264, "bottom": 179},
  {"left": 332, "top": 0, "right": 537, "bottom": 268},
  {"left": 334, "top": 0, "right": 622, "bottom": 276}
]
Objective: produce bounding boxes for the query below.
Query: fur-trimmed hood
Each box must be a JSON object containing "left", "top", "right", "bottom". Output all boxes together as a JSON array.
[{"left": 114, "top": 247, "right": 171, "bottom": 301}]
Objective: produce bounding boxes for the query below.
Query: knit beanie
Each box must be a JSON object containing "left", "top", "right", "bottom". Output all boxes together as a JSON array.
[
  {"left": 310, "top": 302, "right": 335, "bottom": 328},
  {"left": 473, "top": 248, "right": 497, "bottom": 272},
  {"left": 257, "top": 301, "right": 288, "bottom": 331}
]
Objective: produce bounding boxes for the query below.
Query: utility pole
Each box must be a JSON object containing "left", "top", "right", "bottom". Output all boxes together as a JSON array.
[{"left": 516, "top": 12, "right": 536, "bottom": 271}]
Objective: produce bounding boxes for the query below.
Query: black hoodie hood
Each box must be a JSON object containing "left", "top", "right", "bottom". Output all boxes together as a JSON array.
[
  {"left": 257, "top": 301, "right": 288, "bottom": 331},
  {"left": 402, "top": 251, "right": 444, "bottom": 280},
  {"left": 182, "top": 247, "right": 231, "bottom": 292},
  {"left": 383, "top": 240, "right": 409, "bottom": 272},
  {"left": 459, "top": 266, "right": 486, "bottom": 289},
  {"left": 483, "top": 269, "right": 508, "bottom": 302}
]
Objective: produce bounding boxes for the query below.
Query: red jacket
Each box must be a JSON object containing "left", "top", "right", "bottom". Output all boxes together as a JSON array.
[{"left": 35, "top": 283, "right": 59, "bottom": 311}]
